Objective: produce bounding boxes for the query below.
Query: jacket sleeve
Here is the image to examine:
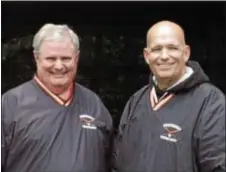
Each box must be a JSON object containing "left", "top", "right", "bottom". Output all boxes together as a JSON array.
[
  {"left": 111, "top": 86, "right": 149, "bottom": 172},
  {"left": 1, "top": 93, "right": 17, "bottom": 172},
  {"left": 194, "top": 87, "right": 225, "bottom": 172},
  {"left": 1, "top": 113, "right": 7, "bottom": 172},
  {"left": 100, "top": 101, "right": 114, "bottom": 172},
  {"left": 111, "top": 97, "right": 132, "bottom": 172}
]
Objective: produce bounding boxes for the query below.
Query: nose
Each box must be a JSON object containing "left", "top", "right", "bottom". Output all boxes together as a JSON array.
[
  {"left": 54, "top": 59, "right": 64, "bottom": 70},
  {"left": 160, "top": 48, "right": 169, "bottom": 60}
]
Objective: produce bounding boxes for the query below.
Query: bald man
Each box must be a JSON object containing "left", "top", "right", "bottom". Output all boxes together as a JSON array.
[{"left": 112, "top": 21, "right": 225, "bottom": 172}]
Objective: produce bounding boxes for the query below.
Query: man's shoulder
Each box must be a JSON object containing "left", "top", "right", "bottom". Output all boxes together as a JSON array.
[
  {"left": 125, "top": 85, "right": 149, "bottom": 105},
  {"left": 2, "top": 80, "right": 33, "bottom": 99},
  {"left": 131, "top": 85, "right": 149, "bottom": 99},
  {"left": 195, "top": 82, "right": 225, "bottom": 104},
  {"left": 197, "top": 82, "right": 225, "bottom": 98},
  {"left": 2, "top": 80, "right": 34, "bottom": 113},
  {"left": 75, "top": 82, "right": 102, "bottom": 101}
]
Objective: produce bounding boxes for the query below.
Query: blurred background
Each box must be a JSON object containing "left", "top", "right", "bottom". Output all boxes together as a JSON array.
[{"left": 2, "top": 1, "right": 226, "bottom": 127}]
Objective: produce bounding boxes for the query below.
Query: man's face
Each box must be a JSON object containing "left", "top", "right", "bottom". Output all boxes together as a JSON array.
[
  {"left": 144, "top": 27, "right": 190, "bottom": 82},
  {"left": 34, "top": 39, "right": 79, "bottom": 90}
]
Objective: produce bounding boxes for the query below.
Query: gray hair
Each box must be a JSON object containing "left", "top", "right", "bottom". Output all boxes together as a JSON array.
[{"left": 32, "top": 23, "right": 79, "bottom": 52}]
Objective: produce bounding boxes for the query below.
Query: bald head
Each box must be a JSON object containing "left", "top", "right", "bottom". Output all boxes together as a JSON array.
[{"left": 146, "top": 20, "right": 186, "bottom": 47}]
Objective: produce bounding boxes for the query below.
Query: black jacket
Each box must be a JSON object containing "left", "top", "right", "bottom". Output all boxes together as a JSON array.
[
  {"left": 2, "top": 80, "right": 113, "bottom": 172},
  {"left": 113, "top": 61, "right": 225, "bottom": 172}
]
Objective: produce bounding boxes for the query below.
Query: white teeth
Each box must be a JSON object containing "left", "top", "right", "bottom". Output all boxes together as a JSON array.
[
  {"left": 54, "top": 73, "right": 65, "bottom": 75},
  {"left": 158, "top": 64, "right": 172, "bottom": 66},
  {"left": 159, "top": 65, "right": 170, "bottom": 66}
]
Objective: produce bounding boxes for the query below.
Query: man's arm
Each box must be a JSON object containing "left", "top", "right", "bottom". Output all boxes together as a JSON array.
[
  {"left": 1, "top": 93, "right": 17, "bottom": 172},
  {"left": 103, "top": 106, "right": 114, "bottom": 172},
  {"left": 194, "top": 87, "right": 225, "bottom": 172},
  {"left": 111, "top": 97, "right": 132, "bottom": 172},
  {"left": 2, "top": 117, "right": 8, "bottom": 172}
]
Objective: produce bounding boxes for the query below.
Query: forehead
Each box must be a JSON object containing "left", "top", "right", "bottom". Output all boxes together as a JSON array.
[
  {"left": 148, "top": 25, "right": 184, "bottom": 46},
  {"left": 150, "top": 35, "right": 182, "bottom": 46},
  {"left": 39, "top": 39, "right": 76, "bottom": 56}
]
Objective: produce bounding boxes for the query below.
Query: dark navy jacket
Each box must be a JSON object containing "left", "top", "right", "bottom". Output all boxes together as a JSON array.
[
  {"left": 113, "top": 61, "right": 225, "bottom": 172},
  {"left": 2, "top": 79, "right": 113, "bottom": 172}
]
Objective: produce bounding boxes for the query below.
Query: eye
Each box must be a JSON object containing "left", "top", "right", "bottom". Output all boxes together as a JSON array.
[
  {"left": 151, "top": 47, "right": 161, "bottom": 52},
  {"left": 61, "top": 56, "right": 72, "bottom": 61},
  {"left": 45, "top": 57, "right": 56, "bottom": 61},
  {"left": 168, "top": 46, "right": 179, "bottom": 51}
]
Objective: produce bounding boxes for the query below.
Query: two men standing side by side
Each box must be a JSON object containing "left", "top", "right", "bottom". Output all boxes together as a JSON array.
[{"left": 2, "top": 21, "right": 225, "bottom": 172}]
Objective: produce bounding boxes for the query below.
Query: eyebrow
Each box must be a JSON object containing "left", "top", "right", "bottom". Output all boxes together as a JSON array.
[{"left": 150, "top": 43, "right": 181, "bottom": 47}]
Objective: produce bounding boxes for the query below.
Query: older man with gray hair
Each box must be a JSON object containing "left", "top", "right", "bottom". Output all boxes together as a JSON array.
[{"left": 2, "top": 23, "right": 113, "bottom": 172}]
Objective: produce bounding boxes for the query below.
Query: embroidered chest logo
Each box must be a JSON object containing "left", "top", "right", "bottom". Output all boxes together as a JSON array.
[
  {"left": 79, "top": 114, "right": 97, "bottom": 130},
  {"left": 160, "top": 123, "right": 182, "bottom": 142}
]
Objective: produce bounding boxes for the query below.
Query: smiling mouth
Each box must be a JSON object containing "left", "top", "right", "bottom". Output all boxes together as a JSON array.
[
  {"left": 157, "top": 63, "right": 175, "bottom": 70},
  {"left": 51, "top": 73, "right": 66, "bottom": 78},
  {"left": 50, "top": 71, "right": 67, "bottom": 75}
]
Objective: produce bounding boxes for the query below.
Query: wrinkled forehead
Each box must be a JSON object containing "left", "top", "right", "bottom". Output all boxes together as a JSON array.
[
  {"left": 37, "top": 40, "right": 77, "bottom": 58},
  {"left": 41, "top": 39, "right": 74, "bottom": 50},
  {"left": 39, "top": 39, "right": 76, "bottom": 54}
]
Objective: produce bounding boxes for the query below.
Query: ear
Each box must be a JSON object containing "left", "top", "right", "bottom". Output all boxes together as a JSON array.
[
  {"left": 183, "top": 45, "right": 190, "bottom": 62},
  {"left": 33, "top": 51, "right": 38, "bottom": 63},
  {"left": 75, "top": 50, "right": 80, "bottom": 63},
  {"left": 143, "top": 48, "right": 150, "bottom": 65}
]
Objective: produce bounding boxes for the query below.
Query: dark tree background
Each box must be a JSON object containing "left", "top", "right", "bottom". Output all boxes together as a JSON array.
[{"left": 2, "top": 1, "right": 226, "bottom": 127}]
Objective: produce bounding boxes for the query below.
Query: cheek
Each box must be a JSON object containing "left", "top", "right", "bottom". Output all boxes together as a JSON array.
[
  {"left": 148, "top": 59, "right": 158, "bottom": 70},
  {"left": 146, "top": 56, "right": 156, "bottom": 67},
  {"left": 70, "top": 61, "right": 77, "bottom": 69},
  {"left": 66, "top": 62, "right": 78, "bottom": 74},
  {"left": 37, "top": 59, "right": 53, "bottom": 67},
  {"left": 168, "top": 62, "right": 185, "bottom": 77},
  {"left": 148, "top": 64, "right": 160, "bottom": 76},
  {"left": 37, "top": 61, "right": 52, "bottom": 72},
  {"left": 175, "top": 57, "right": 186, "bottom": 67}
]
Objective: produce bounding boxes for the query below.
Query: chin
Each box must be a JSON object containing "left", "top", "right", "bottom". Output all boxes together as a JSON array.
[
  {"left": 50, "top": 80, "right": 67, "bottom": 87},
  {"left": 50, "top": 83, "right": 66, "bottom": 88},
  {"left": 155, "top": 71, "right": 173, "bottom": 78},
  {"left": 156, "top": 75, "right": 171, "bottom": 80}
]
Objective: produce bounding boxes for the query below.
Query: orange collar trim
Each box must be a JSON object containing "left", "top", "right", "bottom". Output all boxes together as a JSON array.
[
  {"left": 34, "top": 75, "right": 74, "bottom": 106},
  {"left": 150, "top": 86, "right": 174, "bottom": 111}
]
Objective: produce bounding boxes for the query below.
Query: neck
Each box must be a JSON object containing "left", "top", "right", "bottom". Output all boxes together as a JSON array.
[
  {"left": 45, "top": 83, "right": 73, "bottom": 101},
  {"left": 57, "top": 84, "right": 73, "bottom": 101},
  {"left": 157, "top": 78, "right": 176, "bottom": 90},
  {"left": 50, "top": 85, "right": 70, "bottom": 95},
  {"left": 35, "top": 75, "right": 73, "bottom": 101}
]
